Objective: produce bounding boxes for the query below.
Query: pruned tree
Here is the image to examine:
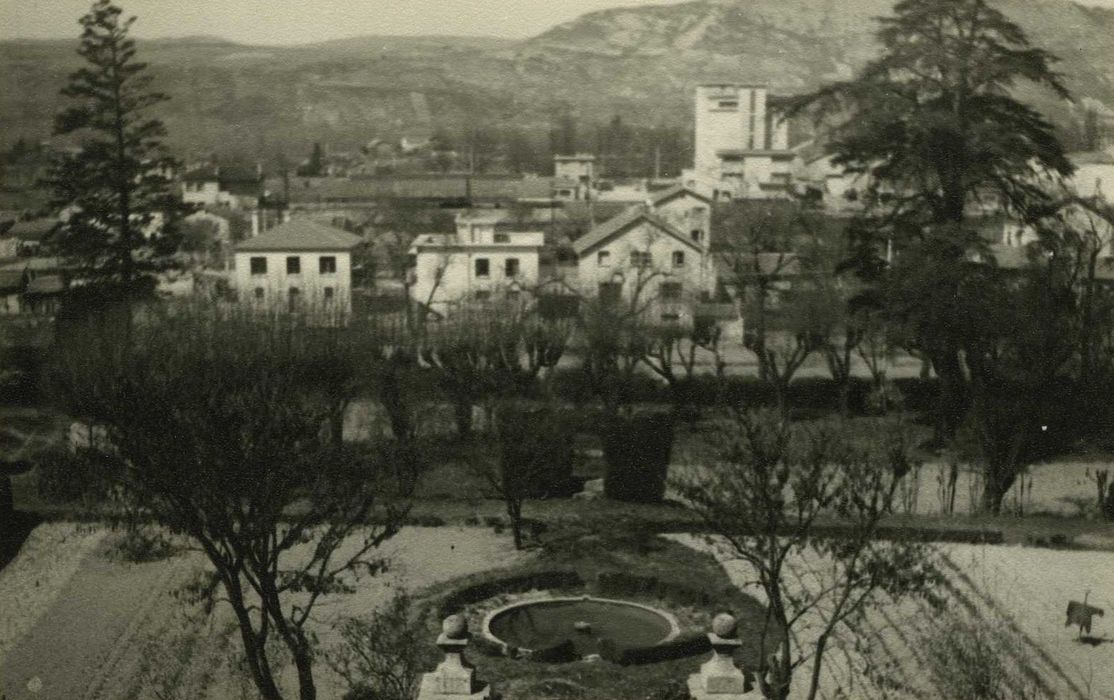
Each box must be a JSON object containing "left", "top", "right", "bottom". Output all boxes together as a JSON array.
[
  {"left": 47, "top": 0, "right": 185, "bottom": 303},
  {"left": 673, "top": 410, "right": 939, "bottom": 700},
  {"left": 641, "top": 316, "right": 723, "bottom": 415},
  {"left": 50, "top": 304, "right": 416, "bottom": 700}
]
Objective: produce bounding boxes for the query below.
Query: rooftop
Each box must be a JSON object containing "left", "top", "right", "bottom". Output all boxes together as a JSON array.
[
  {"left": 571, "top": 205, "right": 701, "bottom": 256},
  {"left": 235, "top": 219, "right": 363, "bottom": 252},
  {"left": 7, "top": 218, "right": 60, "bottom": 241}
]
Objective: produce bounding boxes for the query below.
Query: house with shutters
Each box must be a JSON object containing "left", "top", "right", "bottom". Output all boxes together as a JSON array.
[
  {"left": 233, "top": 218, "right": 362, "bottom": 314},
  {"left": 572, "top": 200, "right": 713, "bottom": 325},
  {"left": 408, "top": 209, "right": 545, "bottom": 316}
]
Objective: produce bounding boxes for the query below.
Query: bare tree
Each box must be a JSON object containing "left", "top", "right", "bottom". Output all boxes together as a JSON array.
[
  {"left": 50, "top": 304, "right": 416, "bottom": 700},
  {"left": 673, "top": 410, "right": 939, "bottom": 700}
]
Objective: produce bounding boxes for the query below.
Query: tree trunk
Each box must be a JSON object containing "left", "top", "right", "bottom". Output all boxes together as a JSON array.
[
  {"left": 980, "top": 464, "right": 1016, "bottom": 515},
  {"left": 452, "top": 399, "right": 473, "bottom": 440},
  {"left": 507, "top": 499, "right": 524, "bottom": 550},
  {"left": 226, "top": 579, "right": 284, "bottom": 700},
  {"left": 930, "top": 347, "right": 968, "bottom": 440}
]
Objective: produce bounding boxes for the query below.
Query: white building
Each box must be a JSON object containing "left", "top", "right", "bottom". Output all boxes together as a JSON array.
[
  {"left": 689, "top": 83, "right": 794, "bottom": 199},
  {"left": 233, "top": 218, "right": 361, "bottom": 314},
  {"left": 182, "top": 164, "right": 266, "bottom": 209},
  {"left": 409, "top": 209, "right": 545, "bottom": 315},
  {"left": 572, "top": 204, "right": 712, "bottom": 325}
]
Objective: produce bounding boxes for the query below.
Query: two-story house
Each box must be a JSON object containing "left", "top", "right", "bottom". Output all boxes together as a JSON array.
[
  {"left": 233, "top": 218, "right": 361, "bottom": 314},
  {"left": 573, "top": 204, "right": 711, "bottom": 325},
  {"left": 409, "top": 209, "right": 545, "bottom": 315}
]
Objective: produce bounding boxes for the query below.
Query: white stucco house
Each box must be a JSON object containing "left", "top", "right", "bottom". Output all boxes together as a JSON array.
[
  {"left": 233, "top": 218, "right": 362, "bottom": 314},
  {"left": 572, "top": 202, "right": 712, "bottom": 325},
  {"left": 409, "top": 209, "right": 545, "bottom": 315}
]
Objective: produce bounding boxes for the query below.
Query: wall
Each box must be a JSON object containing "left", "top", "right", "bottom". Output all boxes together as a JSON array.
[
  {"left": 413, "top": 245, "right": 540, "bottom": 311},
  {"left": 233, "top": 250, "right": 352, "bottom": 312},
  {"left": 576, "top": 220, "right": 710, "bottom": 311}
]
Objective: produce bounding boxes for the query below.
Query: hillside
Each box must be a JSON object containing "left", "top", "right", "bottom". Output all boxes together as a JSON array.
[{"left": 1, "top": 0, "right": 1111, "bottom": 163}]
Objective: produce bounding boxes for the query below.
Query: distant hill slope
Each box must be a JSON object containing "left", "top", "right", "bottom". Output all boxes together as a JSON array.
[{"left": 1, "top": 0, "right": 1111, "bottom": 162}]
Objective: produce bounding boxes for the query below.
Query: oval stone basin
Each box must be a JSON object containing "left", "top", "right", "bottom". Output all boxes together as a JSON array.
[{"left": 485, "top": 597, "right": 677, "bottom": 658}]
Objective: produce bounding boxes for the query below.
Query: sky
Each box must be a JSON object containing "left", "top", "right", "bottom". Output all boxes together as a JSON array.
[
  {"left": 0, "top": 0, "right": 691, "bottom": 45},
  {"left": 4, "top": 0, "right": 1114, "bottom": 45}
]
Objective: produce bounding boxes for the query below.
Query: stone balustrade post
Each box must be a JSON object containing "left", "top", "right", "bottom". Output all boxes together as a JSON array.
[
  {"left": 687, "top": 613, "right": 762, "bottom": 699},
  {"left": 416, "top": 614, "right": 493, "bottom": 700}
]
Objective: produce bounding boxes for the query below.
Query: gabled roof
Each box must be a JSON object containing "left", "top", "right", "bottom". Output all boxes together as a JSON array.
[
  {"left": 8, "top": 218, "right": 60, "bottom": 241},
  {"left": 572, "top": 205, "right": 702, "bottom": 257},
  {"left": 235, "top": 219, "right": 363, "bottom": 252},
  {"left": 0, "top": 269, "right": 26, "bottom": 292},
  {"left": 648, "top": 184, "right": 714, "bottom": 207},
  {"left": 24, "top": 274, "right": 65, "bottom": 296}
]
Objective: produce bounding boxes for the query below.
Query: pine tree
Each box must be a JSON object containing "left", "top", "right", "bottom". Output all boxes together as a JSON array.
[
  {"left": 797, "top": 0, "right": 1073, "bottom": 226},
  {"left": 47, "top": 0, "right": 182, "bottom": 302}
]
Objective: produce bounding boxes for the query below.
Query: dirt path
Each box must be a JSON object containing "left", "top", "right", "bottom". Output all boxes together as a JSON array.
[{"left": 1, "top": 540, "right": 190, "bottom": 700}]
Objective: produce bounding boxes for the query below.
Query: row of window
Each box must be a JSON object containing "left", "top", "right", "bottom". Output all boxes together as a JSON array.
[
  {"left": 250, "top": 255, "right": 337, "bottom": 276},
  {"left": 598, "top": 281, "right": 683, "bottom": 302},
  {"left": 253, "top": 286, "right": 337, "bottom": 310},
  {"left": 474, "top": 258, "right": 520, "bottom": 278},
  {"left": 598, "top": 250, "right": 687, "bottom": 269}
]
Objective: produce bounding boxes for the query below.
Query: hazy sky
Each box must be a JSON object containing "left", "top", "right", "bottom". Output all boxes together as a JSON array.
[
  {"left": 1, "top": 0, "right": 690, "bottom": 44},
  {"left": 4, "top": 0, "right": 1114, "bottom": 44}
]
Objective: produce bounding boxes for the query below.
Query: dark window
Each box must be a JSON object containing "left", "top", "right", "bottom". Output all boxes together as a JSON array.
[
  {"left": 660, "top": 282, "right": 682, "bottom": 301},
  {"left": 288, "top": 287, "right": 300, "bottom": 311},
  {"left": 661, "top": 312, "right": 681, "bottom": 323},
  {"left": 599, "top": 282, "right": 622, "bottom": 306},
  {"left": 319, "top": 256, "right": 337, "bottom": 274},
  {"left": 286, "top": 256, "right": 301, "bottom": 274},
  {"left": 631, "top": 251, "right": 652, "bottom": 268},
  {"left": 494, "top": 233, "right": 510, "bottom": 243},
  {"left": 717, "top": 100, "right": 738, "bottom": 109},
  {"left": 505, "top": 258, "right": 520, "bottom": 277},
  {"left": 673, "top": 251, "right": 686, "bottom": 268},
  {"left": 475, "top": 258, "right": 490, "bottom": 278},
  {"left": 597, "top": 251, "right": 611, "bottom": 267},
  {"left": 691, "top": 230, "right": 703, "bottom": 242},
  {"left": 250, "top": 257, "right": 267, "bottom": 275},
  {"left": 323, "top": 286, "right": 335, "bottom": 300},
  {"left": 253, "top": 287, "right": 264, "bottom": 299},
  {"left": 475, "top": 290, "right": 491, "bottom": 301}
]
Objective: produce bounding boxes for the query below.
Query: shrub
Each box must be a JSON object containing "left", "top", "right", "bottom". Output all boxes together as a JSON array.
[
  {"left": 1102, "top": 483, "right": 1114, "bottom": 522},
  {"left": 601, "top": 412, "right": 674, "bottom": 503},
  {"left": 497, "top": 403, "right": 578, "bottom": 498},
  {"left": 919, "top": 612, "right": 1046, "bottom": 700},
  {"left": 529, "top": 639, "right": 579, "bottom": 663},
  {"left": 329, "top": 593, "right": 438, "bottom": 700},
  {"left": 437, "top": 570, "right": 584, "bottom": 618},
  {"left": 34, "top": 446, "right": 110, "bottom": 504},
  {"left": 616, "top": 632, "right": 710, "bottom": 665}
]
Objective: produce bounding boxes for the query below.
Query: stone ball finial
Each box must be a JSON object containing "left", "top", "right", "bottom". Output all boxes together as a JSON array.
[
  {"left": 711, "top": 612, "right": 738, "bottom": 639},
  {"left": 442, "top": 614, "right": 469, "bottom": 640}
]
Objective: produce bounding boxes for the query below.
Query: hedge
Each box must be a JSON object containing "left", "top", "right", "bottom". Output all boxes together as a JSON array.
[
  {"left": 437, "top": 570, "right": 584, "bottom": 618},
  {"left": 615, "top": 632, "right": 711, "bottom": 666},
  {"left": 601, "top": 412, "right": 674, "bottom": 504}
]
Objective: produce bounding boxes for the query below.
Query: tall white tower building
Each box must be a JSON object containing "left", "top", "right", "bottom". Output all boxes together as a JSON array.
[{"left": 690, "top": 83, "right": 793, "bottom": 199}]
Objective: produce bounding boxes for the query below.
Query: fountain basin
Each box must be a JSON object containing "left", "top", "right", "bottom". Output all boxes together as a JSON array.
[{"left": 482, "top": 596, "right": 680, "bottom": 659}]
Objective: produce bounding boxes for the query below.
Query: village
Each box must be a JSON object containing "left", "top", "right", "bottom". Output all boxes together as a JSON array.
[{"left": 2, "top": 1, "right": 1114, "bottom": 699}]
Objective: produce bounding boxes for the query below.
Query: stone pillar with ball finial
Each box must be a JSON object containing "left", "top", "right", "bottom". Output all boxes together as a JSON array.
[
  {"left": 687, "top": 612, "right": 762, "bottom": 699},
  {"left": 416, "top": 614, "right": 493, "bottom": 700}
]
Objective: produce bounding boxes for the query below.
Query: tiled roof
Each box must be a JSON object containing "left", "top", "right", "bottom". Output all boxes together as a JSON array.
[
  {"left": 571, "top": 205, "right": 702, "bottom": 256},
  {"left": 648, "top": 184, "right": 713, "bottom": 207},
  {"left": 235, "top": 219, "right": 363, "bottom": 252},
  {"left": 8, "top": 218, "right": 60, "bottom": 241},
  {"left": 24, "top": 274, "right": 65, "bottom": 295},
  {"left": 0, "top": 269, "right": 26, "bottom": 292},
  {"left": 1070, "top": 151, "right": 1114, "bottom": 166}
]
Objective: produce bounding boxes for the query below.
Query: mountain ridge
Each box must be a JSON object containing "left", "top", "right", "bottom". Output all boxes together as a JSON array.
[{"left": 1, "top": 0, "right": 1110, "bottom": 162}]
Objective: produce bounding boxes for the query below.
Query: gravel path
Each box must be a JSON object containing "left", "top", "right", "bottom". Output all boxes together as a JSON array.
[
  {"left": 1, "top": 538, "right": 192, "bottom": 700},
  {"left": 0, "top": 523, "right": 106, "bottom": 663}
]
